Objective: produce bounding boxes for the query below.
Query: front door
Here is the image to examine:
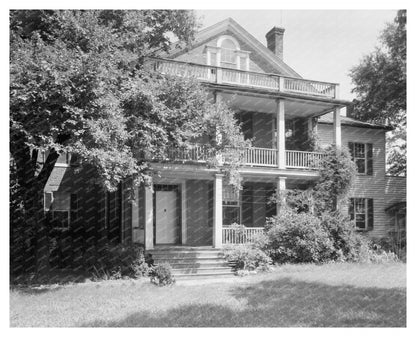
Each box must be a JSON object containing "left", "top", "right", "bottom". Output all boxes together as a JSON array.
[{"left": 155, "top": 188, "right": 178, "bottom": 244}]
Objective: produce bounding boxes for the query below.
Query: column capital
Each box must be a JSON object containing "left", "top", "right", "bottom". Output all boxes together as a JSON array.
[{"left": 214, "top": 173, "right": 225, "bottom": 179}]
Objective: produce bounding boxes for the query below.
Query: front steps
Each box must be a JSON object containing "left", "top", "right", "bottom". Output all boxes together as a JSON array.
[{"left": 147, "top": 246, "right": 235, "bottom": 280}]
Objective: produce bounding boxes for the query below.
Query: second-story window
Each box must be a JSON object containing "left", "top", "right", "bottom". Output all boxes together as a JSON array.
[{"left": 348, "top": 142, "right": 373, "bottom": 175}]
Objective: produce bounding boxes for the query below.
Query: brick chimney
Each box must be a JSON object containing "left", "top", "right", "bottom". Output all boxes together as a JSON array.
[{"left": 266, "top": 27, "right": 285, "bottom": 60}]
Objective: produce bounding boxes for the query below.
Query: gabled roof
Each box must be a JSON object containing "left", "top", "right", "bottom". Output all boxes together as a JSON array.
[
  {"left": 158, "top": 17, "right": 301, "bottom": 78},
  {"left": 318, "top": 113, "right": 393, "bottom": 130}
]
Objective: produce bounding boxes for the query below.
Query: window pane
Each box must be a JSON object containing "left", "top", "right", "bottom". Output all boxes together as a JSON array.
[
  {"left": 52, "top": 210, "right": 69, "bottom": 228},
  {"left": 221, "top": 39, "right": 236, "bottom": 50},
  {"left": 221, "top": 48, "right": 236, "bottom": 64},
  {"left": 223, "top": 206, "right": 240, "bottom": 226},
  {"left": 354, "top": 143, "right": 365, "bottom": 158},
  {"left": 355, "top": 198, "right": 366, "bottom": 213},
  {"left": 52, "top": 192, "right": 70, "bottom": 210},
  {"left": 356, "top": 159, "right": 365, "bottom": 173},
  {"left": 356, "top": 221, "right": 366, "bottom": 229}
]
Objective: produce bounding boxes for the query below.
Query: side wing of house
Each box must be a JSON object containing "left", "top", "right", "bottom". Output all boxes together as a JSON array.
[{"left": 317, "top": 119, "right": 389, "bottom": 237}]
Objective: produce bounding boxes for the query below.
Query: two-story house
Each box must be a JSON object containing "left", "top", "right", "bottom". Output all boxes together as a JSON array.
[{"left": 44, "top": 18, "right": 406, "bottom": 272}]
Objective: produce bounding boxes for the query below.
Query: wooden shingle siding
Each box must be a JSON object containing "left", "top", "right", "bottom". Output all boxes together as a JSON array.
[{"left": 317, "top": 124, "right": 388, "bottom": 238}]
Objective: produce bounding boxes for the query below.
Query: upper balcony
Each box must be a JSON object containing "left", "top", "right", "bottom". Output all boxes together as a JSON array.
[
  {"left": 141, "top": 145, "right": 327, "bottom": 171},
  {"left": 146, "top": 57, "right": 340, "bottom": 101}
]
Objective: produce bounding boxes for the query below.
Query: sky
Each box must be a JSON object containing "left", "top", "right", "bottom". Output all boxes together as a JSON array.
[{"left": 196, "top": 10, "right": 398, "bottom": 101}]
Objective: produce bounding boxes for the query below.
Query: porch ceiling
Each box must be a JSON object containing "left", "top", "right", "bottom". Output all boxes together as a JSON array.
[{"left": 220, "top": 92, "right": 339, "bottom": 119}]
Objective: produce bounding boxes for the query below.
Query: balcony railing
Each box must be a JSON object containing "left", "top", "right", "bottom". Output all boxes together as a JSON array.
[
  {"left": 222, "top": 226, "right": 264, "bottom": 245},
  {"left": 286, "top": 150, "right": 326, "bottom": 169},
  {"left": 140, "top": 145, "right": 326, "bottom": 170},
  {"left": 146, "top": 57, "right": 339, "bottom": 99}
]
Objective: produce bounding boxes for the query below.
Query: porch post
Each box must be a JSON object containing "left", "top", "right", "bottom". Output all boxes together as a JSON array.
[
  {"left": 276, "top": 176, "right": 287, "bottom": 215},
  {"left": 333, "top": 107, "right": 341, "bottom": 148},
  {"left": 213, "top": 173, "right": 223, "bottom": 248},
  {"left": 144, "top": 184, "right": 154, "bottom": 250},
  {"left": 276, "top": 99, "right": 286, "bottom": 169}
]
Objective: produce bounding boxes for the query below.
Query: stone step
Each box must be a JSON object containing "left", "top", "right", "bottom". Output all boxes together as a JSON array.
[
  {"left": 171, "top": 266, "right": 231, "bottom": 275},
  {"left": 153, "top": 257, "right": 227, "bottom": 264},
  {"left": 152, "top": 253, "right": 224, "bottom": 260},
  {"left": 165, "top": 261, "right": 230, "bottom": 269},
  {"left": 173, "top": 271, "right": 235, "bottom": 279}
]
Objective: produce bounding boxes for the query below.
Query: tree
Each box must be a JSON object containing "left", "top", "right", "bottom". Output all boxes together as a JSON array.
[
  {"left": 10, "top": 10, "right": 247, "bottom": 279},
  {"left": 349, "top": 10, "right": 406, "bottom": 176}
]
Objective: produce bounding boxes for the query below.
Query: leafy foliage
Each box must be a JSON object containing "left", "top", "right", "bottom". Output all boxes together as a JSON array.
[
  {"left": 265, "top": 209, "right": 334, "bottom": 263},
  {"left": 270, "top": 145, "right": 356, "bottom": 214},
  {"left": 85, "top": 244, "right": 150, "bottom": 280},
  {"left": 10, "top": 10, "right": 248, "bottom": 277},
  {"left": 349, "top": 10, "right": 406, "bottom": 175},
  {"left": 150, "top": 263, "right": 175, "bottom": 286},
  {"left": 265, "top": 209, "right": 386, "bottom": 264},
  {"left": 223, "top": 245, "right": 272, "bottom": 272}
]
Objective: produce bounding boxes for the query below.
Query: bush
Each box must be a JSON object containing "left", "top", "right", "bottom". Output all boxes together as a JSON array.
[
  {"left": 150, "top": 263, "right": 175, "bottom": 286},
  {"left": 224, "top": 245, "right": 271, "bottom": 271},
  {"left": 84, "top": 244, "right": 150, "bottom": 280},
  {"left": 320, "top": 211, "right": 371, "bottom": 262},
  {"left": 265, "top": 209, "right": 334, "bottom": 263}
]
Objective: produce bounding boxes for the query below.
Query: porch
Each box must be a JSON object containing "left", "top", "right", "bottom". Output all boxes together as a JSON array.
[{"left": 131, "top": 175, "right": 309, "bottom": 250}]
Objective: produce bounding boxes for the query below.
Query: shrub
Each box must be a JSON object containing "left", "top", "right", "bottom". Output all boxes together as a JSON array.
[
  {"left": 251, "top": 231, "right": 270, "bottom": 251},
  {"left": 224, "top": 245, "right": 271, "bottom": 271},
  {"left": 84, "top": 244, "right": 149, "bottom": 280},
  {"left": 150, "top": 263, "right": 175, "bottom": 286},
  {"left": 320, "top": 211, "right": 371, "bottom": 262},
  {"left": 265, "top": 208, "right": 334, "bottom": 263}
]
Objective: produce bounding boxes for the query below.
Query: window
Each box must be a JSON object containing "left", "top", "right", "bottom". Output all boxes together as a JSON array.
[
  {"left": 44, "top": 192, "right": 78, "bottom": 229},
  {"left": 349, "top": 198, "right": 374, "bottom": 230},
  {"left": 348, "top": 142, "right": 373, "bottom": 175},
  {"left": 223, "top": 185, "right": 240, "bottom": 226}
]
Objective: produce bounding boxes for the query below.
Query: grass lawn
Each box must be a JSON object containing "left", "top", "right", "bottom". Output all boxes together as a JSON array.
[{"left": 10, "top": 262, "right": 406, "bottom": 327}]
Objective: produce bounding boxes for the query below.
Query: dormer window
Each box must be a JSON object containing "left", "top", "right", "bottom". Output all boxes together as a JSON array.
[
  {"left": 204, "top": 35, "right": 250, "bottom": 71},
  {"left": 220, "top": 39, "right": 237, "bottom": 67}
]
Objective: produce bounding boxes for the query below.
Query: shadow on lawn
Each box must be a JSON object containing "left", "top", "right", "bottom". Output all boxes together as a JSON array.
[{"left": 82, "top": 277, "right": 406, "bottom": 327}]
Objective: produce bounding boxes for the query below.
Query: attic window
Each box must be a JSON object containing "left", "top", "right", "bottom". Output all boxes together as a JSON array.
[{"left": 205, "top": 35, "right": 250, "bottom": 70}]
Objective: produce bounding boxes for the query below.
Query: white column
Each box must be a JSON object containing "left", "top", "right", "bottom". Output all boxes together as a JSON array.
[
  {"left": 213, "top": 174, "right": 223, "bottom": 248},
  {"left": 131, "top": 185, "right": 139, "bottom": 243},
  {"left": 276, "top": 176, "right": 287, "bottom": 215},
  {"left": 333, "top": 107, "right": 341, "bottom": 148},
  {"left": 276, "top": 99, "right": 286, "bottom": 169},
  {"left": 216, "top": 52, "right": 222, "bottom": 84},
  {"left": 206, "top": 51, "right": 212, "bottom": 80},
  {"left": 144, "top": 184, "right": 154, "bottom": 250},
  {"left": 181, "top": 181, "right": 187, "bottom": 245}
]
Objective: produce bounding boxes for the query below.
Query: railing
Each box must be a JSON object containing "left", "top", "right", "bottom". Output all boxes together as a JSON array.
[
  {"left": 140, "top": 144, "right": 326, "bottom": 170},
  {"left": 286, "top": 150, "right": 326, "bottom": 169},
  {"left": 141, "top": 145, "right": 214, "bottom": 163},
  {"left": 146, "top": 57, "right": 338, "bottom": 99},
  {"left": 222, "top": 226, "right": 265, "bottom": 245},
  {"left": 242, "top": 147, "right": 278, "bottom": 167}
]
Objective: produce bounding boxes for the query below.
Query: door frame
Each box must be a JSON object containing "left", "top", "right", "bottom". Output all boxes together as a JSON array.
[{"left": 153, "top": 184, "right": 181, "bottom": 245}]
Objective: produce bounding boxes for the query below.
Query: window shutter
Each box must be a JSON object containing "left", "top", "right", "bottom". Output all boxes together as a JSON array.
[
  {"left": 367, "top": 199, "right": 374, "bottom": 230},
  {"left": 366, "top": 143, "right": 373, "bottom": 175},
  {"left": 348, "top": 198, "right": 355, "bottom": 220},
  {"left": 44, "top": 192, "right": 53, "bottom": 211},
  {"left": 70, "top": 194, "right": 78, "bottom": 223},
  {"left": 348, "top": 142, "right": 354, "bottom": 160}
]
